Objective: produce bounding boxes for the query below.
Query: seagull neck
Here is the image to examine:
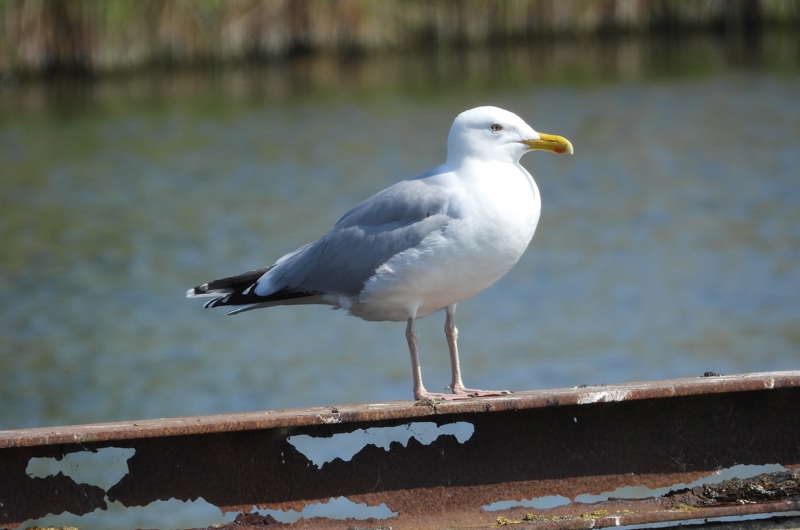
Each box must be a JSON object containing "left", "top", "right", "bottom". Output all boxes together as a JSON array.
[
  {"left": 445, "top": 154, "right": 481, "bottom": 169},
  {"left": 445, "top": 155, "right": 515, "bottom": 172}
]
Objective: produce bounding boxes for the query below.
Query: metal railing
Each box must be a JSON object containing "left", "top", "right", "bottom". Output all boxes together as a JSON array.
[{"left": 2, "top": 371, "right": 799, "bottom": 529}]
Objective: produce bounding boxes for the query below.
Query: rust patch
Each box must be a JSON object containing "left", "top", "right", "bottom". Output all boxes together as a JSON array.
[{"left": 701, "top": 470, "right": 800, "bottom": 504}]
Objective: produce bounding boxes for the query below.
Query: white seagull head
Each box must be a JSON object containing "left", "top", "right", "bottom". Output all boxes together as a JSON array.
[{"left": 446, "top": 106, "right": 573, "bottom": 166}]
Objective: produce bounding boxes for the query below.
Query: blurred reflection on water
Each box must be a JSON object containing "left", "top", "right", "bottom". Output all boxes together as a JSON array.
[{"left": 1, "top": 32, "right": 799, "bottom": 433}]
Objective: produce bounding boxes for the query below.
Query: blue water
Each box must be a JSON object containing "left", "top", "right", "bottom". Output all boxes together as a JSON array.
[{"left": 1, "top": 33, "right": 799, "bottom": 529}]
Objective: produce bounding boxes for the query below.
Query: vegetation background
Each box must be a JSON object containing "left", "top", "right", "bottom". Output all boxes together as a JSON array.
[{"left": 2, "top": 0, "right": 799, "bottom": 76}]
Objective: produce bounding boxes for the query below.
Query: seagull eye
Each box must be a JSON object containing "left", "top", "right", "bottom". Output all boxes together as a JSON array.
[{"left": 490, "top": 123, "right": 503, "bottom": 132}]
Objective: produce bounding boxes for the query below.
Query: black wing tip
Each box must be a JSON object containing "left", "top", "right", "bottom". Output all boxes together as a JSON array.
[
  {"left": 203, "top": 295, "right": 232, "bottom": 309},
  {"left": 197, "top": 288, "right": 322, "bottom": 311},
  {"left": 187, "top": 285, "right": 204, "bottom": 296}
]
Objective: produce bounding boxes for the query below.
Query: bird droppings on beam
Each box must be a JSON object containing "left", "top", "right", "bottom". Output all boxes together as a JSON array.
[{"left": 1, "top": 371, "right": 799, "bottom": 529}]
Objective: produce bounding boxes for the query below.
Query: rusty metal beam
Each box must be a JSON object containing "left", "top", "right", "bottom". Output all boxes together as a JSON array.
[{"left": 2, "top": 371, "right": 799, "bottom": 529}]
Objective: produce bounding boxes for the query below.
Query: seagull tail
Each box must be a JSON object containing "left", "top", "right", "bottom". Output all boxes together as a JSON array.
[
  {"left": 186, "top": 266, "right": 272, "bottom": 299},
  {"left": 187, "top": 265, "right": 324, "bottom": 314}
]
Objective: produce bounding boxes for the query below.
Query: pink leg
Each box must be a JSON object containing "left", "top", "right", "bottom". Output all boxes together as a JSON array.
[
  {"left": 406, "top": 317, "right": 432, "bottom": 400},
  {"left": 406, "top": 306, "right": 510, "bottom": 401},
  {"left": 407, "top": 316, "right": 470, "bottom": 400},
  {"left": 444, "top": 304, "right": 510, "bottom": 398}
]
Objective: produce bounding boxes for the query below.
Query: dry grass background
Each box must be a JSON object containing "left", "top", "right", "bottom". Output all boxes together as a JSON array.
[{"left": 1, "top": 0, "right": 798, "bottom": 75}]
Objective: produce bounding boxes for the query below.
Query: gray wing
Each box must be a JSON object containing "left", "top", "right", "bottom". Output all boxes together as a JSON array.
[{"left": 256, "top": 173, "right": 457, "bottom": 298}]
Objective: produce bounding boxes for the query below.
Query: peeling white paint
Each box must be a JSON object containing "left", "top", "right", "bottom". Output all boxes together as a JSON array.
[
  {"left": 573, "top": 463, "right": 790, "bottom": 504},
  {"left": 251, "top": 496, "right": 397, "bottom": 523},
  {"left": 483, "top": 494, "right": 570, "bottom": 512},
  {"left": 317, "top": 413, "right": 341, "bottom": 424},
  {"left": 23, "top": 498, "right": 232, "bottom": 530},
  {"left": 26, "top": 447, "right": 135, "bottom": 490},
  {"left": 288, "top": 421, "right": 474, "bottom": 468},
  {"left": 577, "top": 389, "right": 630, "bottom": 404}
]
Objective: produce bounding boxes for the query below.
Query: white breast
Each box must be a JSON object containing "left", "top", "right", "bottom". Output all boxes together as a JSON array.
[{"left": 349, "top": 162, "right": 540, "bottom": 322}]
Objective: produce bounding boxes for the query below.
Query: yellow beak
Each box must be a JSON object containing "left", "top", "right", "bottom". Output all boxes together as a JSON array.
[{"left": 522, "top": 133, "right": 574, "bottom": 155}]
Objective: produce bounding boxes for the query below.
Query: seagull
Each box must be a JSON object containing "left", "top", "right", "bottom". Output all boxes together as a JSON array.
[{"left": 188, "top": 106, "right": 573, "bottom": 401}]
